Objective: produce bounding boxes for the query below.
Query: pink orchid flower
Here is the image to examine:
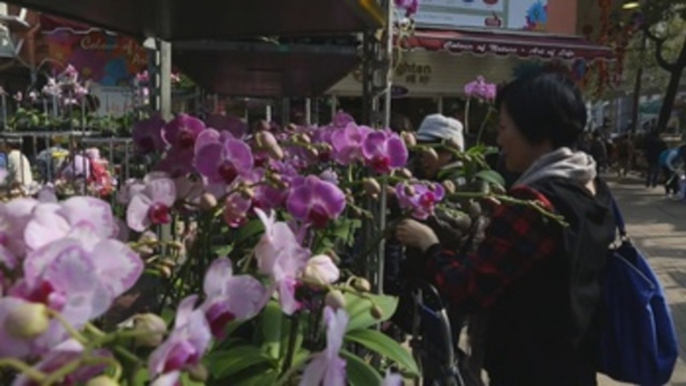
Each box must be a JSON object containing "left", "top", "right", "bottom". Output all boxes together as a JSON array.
[
  {"left": 201, "top": 257, "right": 268, "bottom": 337},
  {"left": 12, "top": 339, "right": 111, "bottom": 386},
  {"left": 126, "top": 175, "right": 177, "bottom": 232},
  {"left": 23, "top": 196, "right": 117, "bottom": 252},
  {"left": 395, "top": 181, "right": 445, "bottom": 220},
  {"left": 254, "top": 209, "right": 310, "bottom": 315},
  {"left": 300, "top": 307, "right": 349, "bottom": 386},
  {"left": 149, "top": 295, "right": 212, "bottom": 386},
  {"left": 361, "top": 130, "right": 409, "bottom": 174},
  {"left": 331, "top": 124, "right": 373, "bottom": 165},
  {"left": 286, "top": 176, "right": 346, "bottom": 229}
]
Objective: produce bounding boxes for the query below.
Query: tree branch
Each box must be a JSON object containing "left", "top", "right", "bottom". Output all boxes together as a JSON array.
[{"left": 644, "top": 27, "right": 677, "bottom": 72}]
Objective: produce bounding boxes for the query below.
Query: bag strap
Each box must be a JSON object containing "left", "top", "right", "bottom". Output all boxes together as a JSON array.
[{"left": 610, "top": 195, "right": 627, "bottom": 237}]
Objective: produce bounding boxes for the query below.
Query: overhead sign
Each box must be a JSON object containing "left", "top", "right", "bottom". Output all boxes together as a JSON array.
[{"left": 412, "top": 0, "right": 548, "bottom": 31}]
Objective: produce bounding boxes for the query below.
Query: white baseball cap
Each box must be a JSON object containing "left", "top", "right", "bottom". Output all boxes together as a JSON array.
[{"left": 416, "top": 114, "right": 464, "bottom": 150}]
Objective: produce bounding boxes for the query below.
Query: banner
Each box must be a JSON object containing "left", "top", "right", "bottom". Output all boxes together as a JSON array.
[{"left": 45, "top": 30, "right": 148, "bottom": 87}]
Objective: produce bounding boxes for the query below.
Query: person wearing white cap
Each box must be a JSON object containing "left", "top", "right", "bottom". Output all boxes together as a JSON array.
[{"left": 414, "top": 113, "right": 465, "bottom": 180}]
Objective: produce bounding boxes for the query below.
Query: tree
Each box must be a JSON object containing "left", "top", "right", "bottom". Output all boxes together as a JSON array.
[{"left": 640, "top": 0, "right": 686, "bottom": 132}]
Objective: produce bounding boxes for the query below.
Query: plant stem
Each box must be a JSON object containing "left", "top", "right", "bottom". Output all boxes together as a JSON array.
[
  {"left": 276, "top": 353, "right": 314, "bottom": 386},
  {"left": 281, "top": 314, "right": 300, "bottom": 374},
  {"left": 47, "top": 309, "right": 88, "bottom": 345},
  {"left": 476, "top": 107, "right": 493, "bottom": 145},
  {"left": 0, "top": 358, "right": 46, "bottom": 383}
]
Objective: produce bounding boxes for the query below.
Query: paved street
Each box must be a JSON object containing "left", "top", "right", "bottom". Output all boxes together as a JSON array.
[{"left": 599, "top": 175, "right": 686, "bottom": 385}]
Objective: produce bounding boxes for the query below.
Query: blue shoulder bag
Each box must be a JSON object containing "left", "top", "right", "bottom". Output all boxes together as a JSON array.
[{"left": 599, "top": 197, "right": 679, "bottom": 385}]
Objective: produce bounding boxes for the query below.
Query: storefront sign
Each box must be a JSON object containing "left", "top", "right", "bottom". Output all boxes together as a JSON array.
[{"left": 443, "top": 40, "right": 575, "bottom": 60}]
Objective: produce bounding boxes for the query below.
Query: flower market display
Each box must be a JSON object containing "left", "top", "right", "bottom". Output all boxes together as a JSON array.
[{"left": 0, "top": 106, "right": 568, "bottom": 385}]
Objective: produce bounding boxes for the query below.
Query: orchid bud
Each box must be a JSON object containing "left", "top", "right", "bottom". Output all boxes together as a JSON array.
[
  {"left": 5, "top": 302, "right": 50, "bottom": 339},
  {"left": 254, "top": 120, "right": 270, "bottom": 132},
  {"left": 404, "top": 185, "right": 416, "bottom": 197},
  {"left": 303, "top": 255, "right": 340, "bottom": 287},
  {"left": 139, "top": 231, "right": 158, "bottom": 245},
  {"left": 363, "top": 178, "right": 382, "bottom": 197},
  {"left": 370, "top": 304, "right": 384, "bottom": 320},
  {"left": 492, "top": 184, "right": 506, "bottom": 195},
  {"left": 240, "top": 187, "right": 255, "bottom": 200},
  {"left": 422, "top": 148, "right": 439, "bottom": 163},
  {"left": 325, "top": 290, "right": 347, "bottom": 310},
  {"left": 445, "top": 137, "right": 462, "bottom": 151},
  {"left": 133, "top": 313, "right": 167, "bottom": 348},
  {"left": 352, "top": 278, "right": 371, "bottom": 292},
  {"left": 86, "top": 376, "right": 120, "bottom": 386},
  {"left": 188, "top": 363, "right": 209, "bottom": 383},
  {"left": 401, "top": 131, "right": 417, "bottom": 147},
  {"left": 256, "top": 131, "right": 284, "bottom": 160},
  {"left": 306, "top": 147, "right": 319, "bottom": 158},
  {"left": 299, "top": 133, "right": 312, "bottom": 144},
  {"left": 168, "top": 241, "right": 185, "bottom": 251},
  {"left": 319, "top": 143, "right": 333, "bottom": 154},
  {"left": 442, "top": 180, "right": 456, "bottom": 195},
  {"left": 200, "top": 193, "right": 218, "bottom": 210},
  {"left": 396, "top": 168, "right": 413, "bottom": 179},
  {"left": 159, "top": 265, "right": 173, "bottom": 279}
]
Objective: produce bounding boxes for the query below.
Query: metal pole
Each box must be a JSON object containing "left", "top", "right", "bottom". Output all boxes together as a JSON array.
[
  {"left": 305, "top": 98, "right": 312, "bottom": 125},
  {"left": 266, "top": 104, "right": 272, "bottom": 122},
  {"left": 376, "top": 0, "right": 394, "bottom": 295},
  {"left": 159, "top": 41, "right": 173, "bottom": 121}
]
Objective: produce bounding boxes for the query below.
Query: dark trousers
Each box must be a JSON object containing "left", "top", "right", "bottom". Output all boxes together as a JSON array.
[
  {"left": 663, "top": 167, "right": 680, "bottom": 195},
  {"left": 646, "top": 163, "right": 661, "bottom": 188}
]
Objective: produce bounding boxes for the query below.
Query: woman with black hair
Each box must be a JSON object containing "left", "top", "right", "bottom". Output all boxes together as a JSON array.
[{"left": 395, "top": 72, "right": 615, "bottom": 385}]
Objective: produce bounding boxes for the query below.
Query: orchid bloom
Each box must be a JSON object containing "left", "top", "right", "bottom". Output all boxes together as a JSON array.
[
  {"left": 361, "top": 130, "right": 409, "bottom": 174},
  {"left": 149, "top": 295, "right": 212, "bottom": 386},
  {"left": 126, "top": 175, "right": 177, "bottom": 232},
  {"left": 132, "top": 115, "right": 167, "bottom": 154},
  {"left": 0, "top": 198, "right": 38, "bottom": 266},
  {"left": 286, "top": 176, "right": 346, "bottom": 229},
  {"left": 222, "top": 192, "right": 252, "bottom": 228},
  {"left": 395, "top": 181, "right": 445, "bottom": 220},
  {"left": 254, "top": 209, "right": 310, "bottom": 315},
  {"left": 464, "top": 75, "right": 497, "bottom": 101},
  {"left": 23, "top": 196, "right": 118, "bottom": 252},
  {"left": 300, "top": 307, "right": 349, "bottom": 386},
  {"left": 162, "top": 114, "right": 206, "bottom": 151},
  {"left": 395, "top": 0, "right": 419, "bottom": 16},
  {"left": 303, "top": 255, "right": 340, "bottom": 286},
  {"left": 331, "top": 124, "right": 372, "bottom": 165},
  {"left": 195, "top": 130, "right": 254, "bottom": 185},
  {"left": 201, "top": 257, "right": 268, "bottom": 337},
  {"left": 11, "top": 339, "right": 111, "bottom": 386}
]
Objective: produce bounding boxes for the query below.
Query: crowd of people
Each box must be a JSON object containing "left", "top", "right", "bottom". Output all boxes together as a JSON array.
[{"left": 580, "top": 129, "right": 686, "bottom": 199}]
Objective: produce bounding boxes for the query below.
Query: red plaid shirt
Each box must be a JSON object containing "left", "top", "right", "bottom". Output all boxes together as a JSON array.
[{"left": 424, "top": 186, "right": 562, "bottom": 313}]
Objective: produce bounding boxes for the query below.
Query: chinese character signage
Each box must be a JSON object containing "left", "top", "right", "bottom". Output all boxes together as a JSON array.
[{"left": 412, "top": 0, "right": 548, "bottom": 31}]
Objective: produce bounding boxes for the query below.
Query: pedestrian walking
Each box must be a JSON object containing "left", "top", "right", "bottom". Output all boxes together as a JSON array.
[{"left": 644, "top": 130, "right": 667, "bottom": 188}]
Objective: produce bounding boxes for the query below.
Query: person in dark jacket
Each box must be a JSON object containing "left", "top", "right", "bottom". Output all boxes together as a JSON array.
[
  {"left": 395, "top": 72, "right": 615, "bottom": 385},
  {"left": 644, "top": 130, "right": 667, "bottom": 188},
  {"left": 589, "top": 131, "right": 607, "bottom": 174}
]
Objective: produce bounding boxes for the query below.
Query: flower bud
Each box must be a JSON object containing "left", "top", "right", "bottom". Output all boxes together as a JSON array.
[
  {"left": 303, "top": 255, "right": 340, "bottom": 287},
  {"left": 133, "top": 313, "right": 167, "bottom": 348},
  {"left": 363, "top": 178, "right": 382, "bottom": 197},
  {"left": 319, "top": 143, "right": 333, "bottom": 154},
  {"left": 442, "top": 180, "right": 456, "bottom": 195},
  {"left": 492, "top": 184, "right": 506, "bottom": 195},
  {"left": 352, "top": 278, "right": 371, "bottom": 292},
  {"left": 325, "top": 290, "right": 347, "bottom": 310},
  {"left": 306, "top": 147, "right": 319, "bottom": 159},
  {"left": 139, "top": 231, "right": 159, "bottom": 245},
  {"left": 370, "top": 304, "right": 384, "bottom": 320},
  {"left": 5, "top": 302, "right": 50, "bottom": 339},
  {"left": 159, "top": 265, "right": 173, "bottom": 279},
  {"left": 422, "top": 148, "right": 439, "bottom": 164},
  {"left": 403, "top": 185, "right": 416, "bottom": 197},
  {"left": 188, "top": 363, "right": 209, "bottom": 383},
  {"left": 445, "top": 136, "right": 462, "bottom": 151},
  {"left": 299, "top": 134, "right": 312, "bottom": 144},
  {"left": 240, "top": 187, "right": 255, "bottom": 200},
  {"left": 256, "top": 131, "right": 284, "bottom": 160},
  {"left": 200, "top": 193, "right": 218, "bottom": 210},
  {"left": 401, "top": 131, "right": 417, "bottom": 147},
  {"left": 86, "top": 376, "right": 120, "bottom": 386},
  {"left": 396, "top": 168, "right": 413, "bottom": 179}
]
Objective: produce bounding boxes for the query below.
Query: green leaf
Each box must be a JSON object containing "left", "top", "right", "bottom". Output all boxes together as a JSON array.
[
  {"left": 344, "top": 293, "right": 398, "bottom": 332},
  {"left": 233, "top": 369, "right": 278, "bottom": 386},
  {"left": 474, "top": 169, "right": 505, "bottom": 187},
  {"left": 234, "top": 219, "right": 265, "bottom": 245},
  {"left": 261, "top": 301, "right": 282, "bottom": 359},
  {"left": 181, "top": 373, "right": 205, "bottom": 386},
  {"left": 130, "top": 368, "right": 149, "bottom": 386},
  {"left": 340, "top": 349, "right": 383, "bottom": 386},
  {"left": 211, "top": 244, "right": 234, "bottom": 257},
  {"left": 345, "top": 329, "right": 419, "bottom": 376},
  {"left": 205, "top": 345, "right": 276, "bottom": 379}
]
